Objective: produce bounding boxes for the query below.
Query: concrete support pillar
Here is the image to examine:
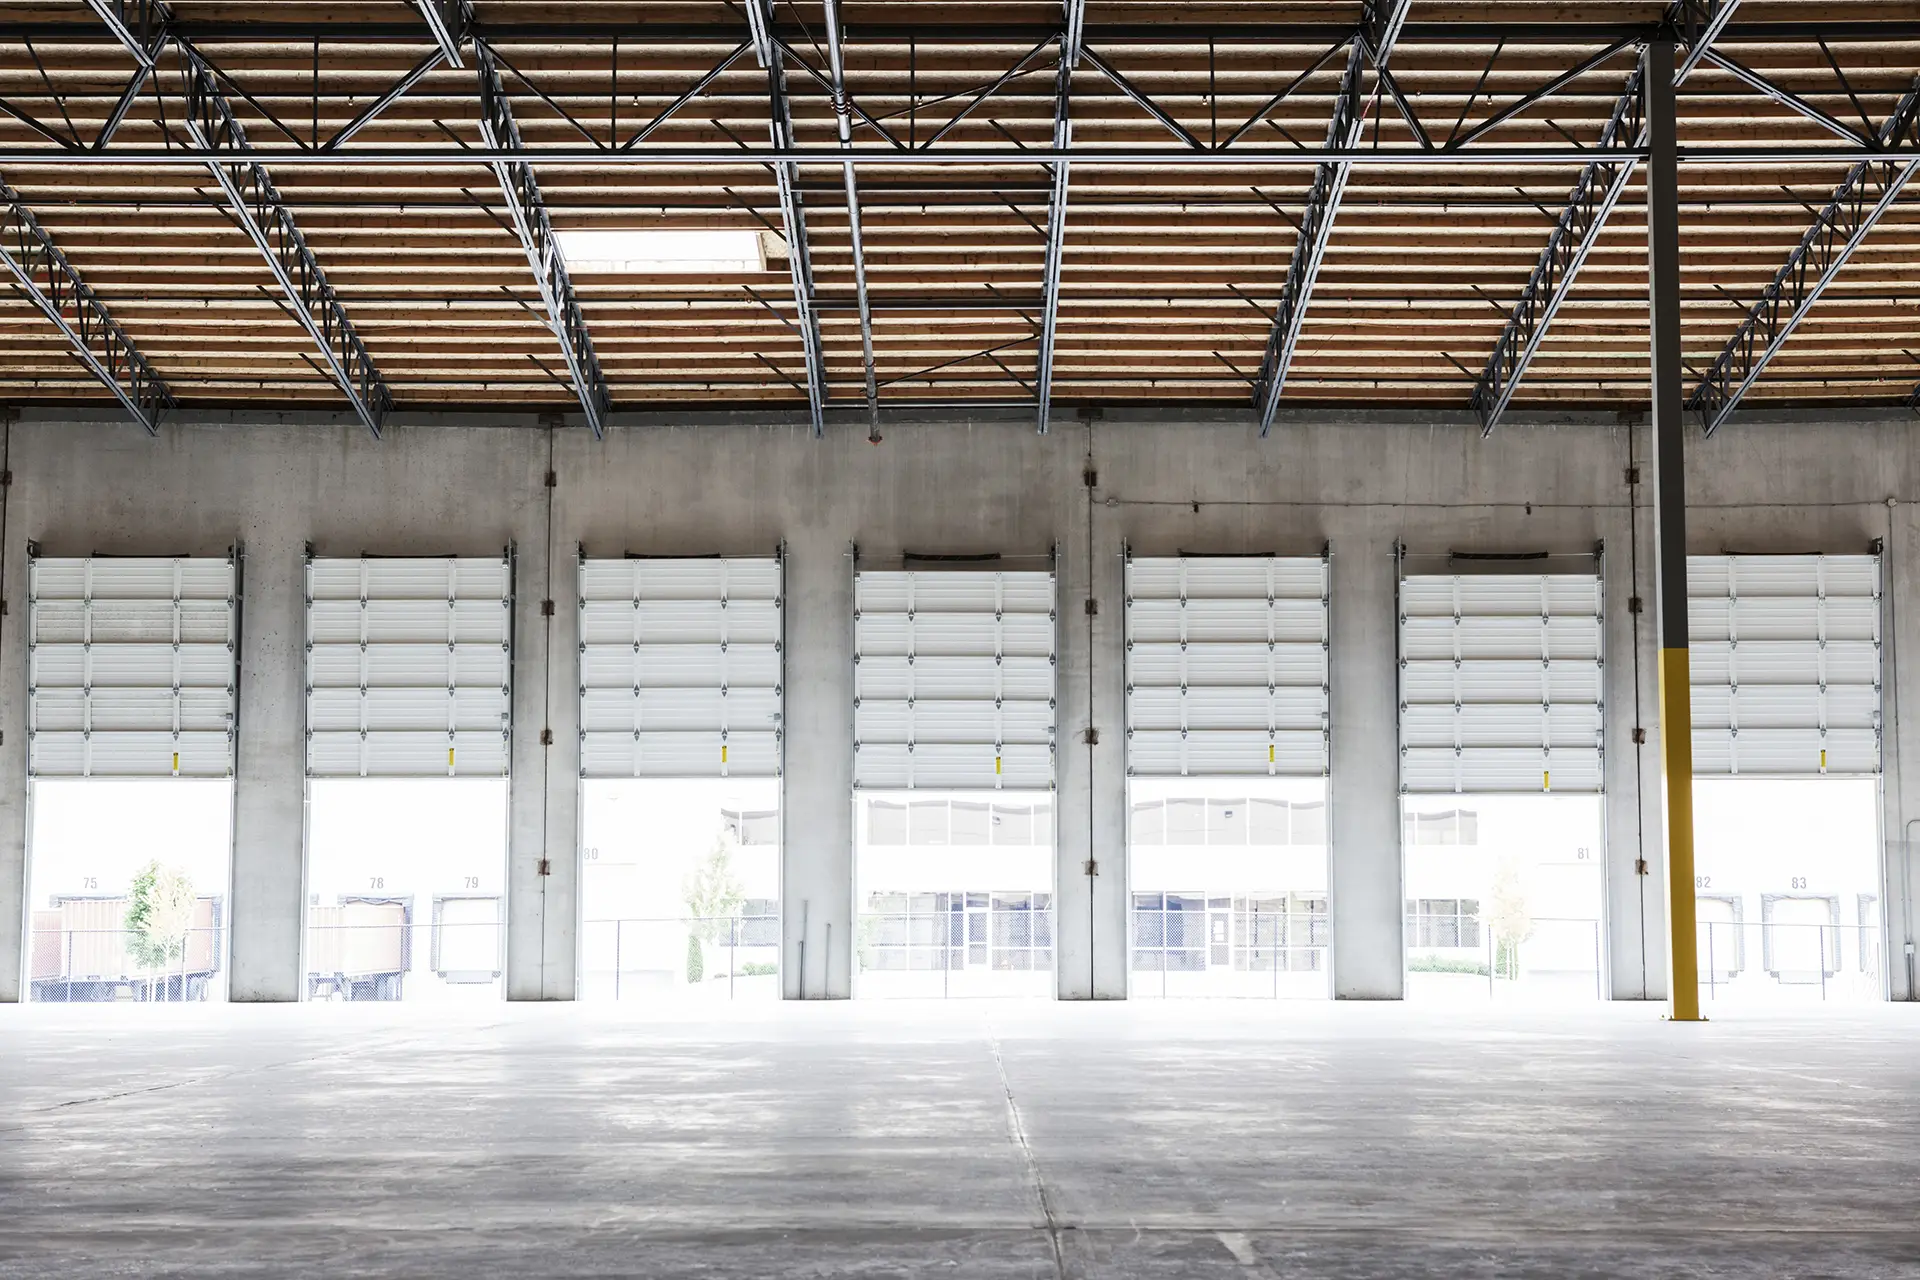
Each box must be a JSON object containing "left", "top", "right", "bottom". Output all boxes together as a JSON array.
[
  {"left": 0, "top": 509, "right": 28, "bottom": 1002},
  {"left": 506, "top": 486, "right": 570, "bottom": 1000},
  {"left": 227, "top": 532, "right": 307, "bottom": 1001},
  {"left": 1052, "top": 443, "right": 1126, "bottom": 999},
  {"left": 1086, "top": 485, "right": 1130, "bottom": 999},
  {"left": 1601, "top": 432, "right": 1668, "bottom": 999},
  {"left": 782, "top": 527, "right": 854, "bottom": 998},
  {"left": 1882, "top": 501, "right": 1918, "bottom": 1000},
  {"left": 1327, "top": 533, "right": 1404, "bottom": 998}
]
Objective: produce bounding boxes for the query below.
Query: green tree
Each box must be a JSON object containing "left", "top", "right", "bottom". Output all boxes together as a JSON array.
[
  {"left": 125, "top": 860, "right": 196, "bottom": 975},
  {"left": 682, "top": 834, "right": 744, "bottom": 982},
  {"left": 1488, "top": 858, "right": 1534, "bottom": 981}
]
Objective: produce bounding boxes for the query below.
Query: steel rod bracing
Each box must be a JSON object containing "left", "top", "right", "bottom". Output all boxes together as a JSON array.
[
  {"left": 1252, "top": 0, "right": 1413, "bottom": 436},
  {"left": 1472, "top": 61, "right": 1646, "bottom": 434},
  {"left": 1688, "top": 77, "right": 1920, "bottom": 436},
  {"left": 475, "top": 40, "right": 612, "bottom": 437}
]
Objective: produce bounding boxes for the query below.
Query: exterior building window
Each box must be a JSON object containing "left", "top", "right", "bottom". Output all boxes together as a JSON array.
[
  {"left": 860, "top": 890, "right": 1054, "bottom": 973},
  {"left": 866, "top": 799, "right": 1052, "bottom": 848},
  {"left": 1128, "top": 797, "right": 1329, "bottom": 846},
  {"left": 1403, "top": 809, "right": 1479, "bottom": 846},
  {"left": 1405, "top": 897, "right": 1482, "bottom": 948},
  {"left": 721, "top": 808, "right": 779, "bottom": 845}
]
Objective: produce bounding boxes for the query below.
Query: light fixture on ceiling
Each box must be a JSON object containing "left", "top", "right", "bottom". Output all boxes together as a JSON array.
[{"left": 553, "top": 229, "right": 767, "bottom": 274}]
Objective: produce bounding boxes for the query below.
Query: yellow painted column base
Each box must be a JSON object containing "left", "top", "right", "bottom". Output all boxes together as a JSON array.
[{"left": 1659, "top": 646, "right": 1703, "bottom": 1022}]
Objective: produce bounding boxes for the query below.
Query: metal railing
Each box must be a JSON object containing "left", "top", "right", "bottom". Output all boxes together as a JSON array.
[
  {"left": 580, "top": 914, "right": 781, "bottom": 1001},
  {"left": 1130, "top": 907, "right": 1330, "bottom": 999},
  {"left": 1404, "top": 914, "right": 1605, "bottom": 1000},
  {"left": 1697, "top": 919, "right": 1883, "bottom": 1004},
  {"left": 27, "top": 926, "right": 224, "bottom": 1003},
  {"left": 855, "top": 907, "right": 1056, "bottom": 998}
]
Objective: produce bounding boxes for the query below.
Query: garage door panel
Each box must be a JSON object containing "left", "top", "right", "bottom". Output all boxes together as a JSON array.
[
  {"left": 29, "top": 555, "right": 239, "bottom": 779},
  {"left": 34, "top": 600, "right": 215, "bottom": 645},
  {"left": 855, "top": 697, "right": 1053, "bottom": 745},
  {"left": 1689, "top": 554, "right": 1881, "bottom": 776},
  {"left": 1399, "top": 571, "right": 1603, "bottom": 794},
  {"left": 1127, "top": 686, "right": 1326, "bottom": 732},
  {"left": 1126, "top": 557, "right": 1329, "bottom": 778},
  {"left": 1129, "top": 559, "right": 1324, "bottom": 601},
  {"left": 1402, "top": 702, "right": 1601, "bottom": 748},
  {"left": 1400, "top": 658, "right": 1602, "bottom": 705},
  {"left": 855, "top": 569, "right": 1056, "bottom": 790},
  {"left": 1695, "top": 727, "right": 1879, "bottom": 776},
  {"left": 308, "top": 729, "right": 508, "bottom": 777},
  {"left": 32, "top": 729, "right": 234, "bottom": 778},
  {"left": 1403, "top": 746, "right": 1604, "bottom": 794},
  {"left": 1126, "top": 642, "right": 1324, "bottom": 688},
  {"left": 854, "top": 741, "right": 1053, "bottom": 791},
  {"left": 1126, "top": 597, "right": 1323, "bottom": 644},
  {"left": 577, "top": 599, "right": 781, "bottom": 646},
  {"left": 856, "top": 654, "right": 1054, "bottom": 702},
  {"left": 578, "top": 556, "right": 783, "bottom": 779},
  {"left": 1402, "top": 615, "right": 1600, "bottom": 662},
  {"left": 309, "top": 599, "right": 507, "bottom": 646},
  {"left": 307, "top": 556, "right": 512, "bottom": 778},
  {"left": 587, "top": 558, "right": 781, "bottom": 601},
  {"left": 1128, "top": 729, "right": 1327, "bottom": 776},
  {"left": 580, "top": 729, "right": 783, "bottom": 777},
  {"left": 31, "top": 687, "right": 232, "bottom": 733}
]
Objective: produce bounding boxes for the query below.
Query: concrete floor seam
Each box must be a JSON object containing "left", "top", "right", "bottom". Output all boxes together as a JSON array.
[{"left": 985, "top": 1023, "right": 1070, "bottom": 1280}]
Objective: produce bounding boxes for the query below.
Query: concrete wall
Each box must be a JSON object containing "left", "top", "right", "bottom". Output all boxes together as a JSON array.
[{"left": 0, "top": 406, "right": 1912, "bottom": 1003}]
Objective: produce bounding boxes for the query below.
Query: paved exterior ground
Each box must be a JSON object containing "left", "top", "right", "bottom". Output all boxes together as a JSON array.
[{"left": 1, "top": 1001, "right": 1917, "bottom": 1278}]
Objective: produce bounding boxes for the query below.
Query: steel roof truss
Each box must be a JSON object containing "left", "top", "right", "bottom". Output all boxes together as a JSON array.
[
  {"left": 746, "top": 0, "right": 827, "bottom": 435},
  {"left": 1689, "top": 77, "right": 1920, "bottom": 435},
  {"left": 475, "top": 41, "right": 611, "bottom": 436},
  {"left": 180, "top": 47, "right": 394, "bottom": 438},
  {"left": 1252, "top": 0, "right": 1413, "bottom": 436},
  {"left": 1473, "top": 61, "right": 1646, "bottom": 434},
  {"left": 0, "top": 180, "right": 171, "bottom": 431}
]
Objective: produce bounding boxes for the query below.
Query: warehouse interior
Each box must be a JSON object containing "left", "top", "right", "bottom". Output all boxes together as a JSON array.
[{"left": 2, "top": 1, "right": 1919, "bottom": 1275}]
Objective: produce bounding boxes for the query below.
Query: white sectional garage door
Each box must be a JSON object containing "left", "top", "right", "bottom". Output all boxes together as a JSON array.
[
  {"left": 578, "top": 556, "right": 783, "bottom": 778},
  {"left": 854, "top": 568, "right": 1056, "bottom": 790},
  {"left": 28, "top": 554, "right": 237, "bottom": 778},
  {"left": 1400, "top": 573, "right": 1605, "bottom": 794},
  {"left": 1689, "top": 554, "right": 1880, "bottom": 776},
  {"left": 1124, "top": 555, "right": 1328, "bottom": 777},
  {"left": 306, "top": 556, "right": 512, "bottom": 778}
]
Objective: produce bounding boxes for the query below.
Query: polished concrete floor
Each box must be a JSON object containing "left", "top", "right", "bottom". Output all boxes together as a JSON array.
[{"left": 1, "top": 1000, "right": 1917, "bottom": 1278}]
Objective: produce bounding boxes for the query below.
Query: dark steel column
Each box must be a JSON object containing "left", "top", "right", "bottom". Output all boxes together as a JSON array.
[{"left": 1646, "top": 38, "right": 1701, "bottom": 1021}]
